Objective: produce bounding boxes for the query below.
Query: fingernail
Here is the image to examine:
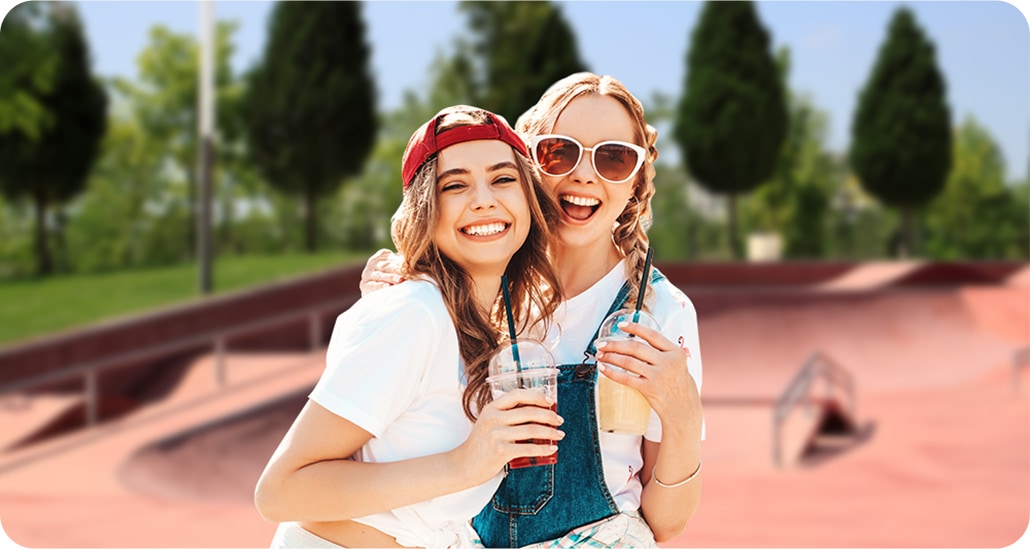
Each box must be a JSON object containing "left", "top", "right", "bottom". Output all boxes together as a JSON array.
[
  {"left": 596, "top": 340, "right": 608, "bottom": 349},
  {"left": 597, "top": 363, "right": 607, "bottom": 371},
  {"left": 557, "top": 415, "right": 565, "bottom": 425},
  {"left": 618, "top": 321, "right": 629, "bottom": 329}
]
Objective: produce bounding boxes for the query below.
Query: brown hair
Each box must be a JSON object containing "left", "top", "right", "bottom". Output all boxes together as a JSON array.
[
  {"left": 391, "top": 107, "right": 563, "bottom": 420},
  {"left": 516, "top": 72, "right": 659, "bottom": 311}
]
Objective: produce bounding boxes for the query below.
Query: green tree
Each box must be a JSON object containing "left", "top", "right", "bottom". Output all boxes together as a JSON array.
[
  {"left": 746, "top": 47, "right": 839, "bottom": 259},
  {"left": 112, "top": 22, "right": 240, "bottom": 260},
  {"left": 922, "top": 116, "right": 1026, "bottom": 259},
  {"left": 0, "top": 2, "right": 58, "bottom": 140},
  {"left": 0, "top": 2, "right": 107, "bottom": 275},
  {"left": 673, "top": 0, "right": 788, "bottom": 259},
  {"left": 460, "top": 1, "right": 588, "bottom": 123},
  {"left": 243, "top": 1, "right": 377, "bottom": 252},
  {"left": 850, "top": 7, "right": 951, "bottom": 258}
]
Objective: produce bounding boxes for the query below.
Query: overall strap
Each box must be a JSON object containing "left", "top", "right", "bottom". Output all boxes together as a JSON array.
[{"left": 582, "top": 268, "right": 667, "bottom": 359}]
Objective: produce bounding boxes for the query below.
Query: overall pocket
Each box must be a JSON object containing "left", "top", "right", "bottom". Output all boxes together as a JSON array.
[{"left": 490, "top": 462, "right": 554, "bottom": 514}]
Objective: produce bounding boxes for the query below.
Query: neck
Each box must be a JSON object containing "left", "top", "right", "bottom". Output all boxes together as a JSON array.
[
  {"left": 469, "top": 270, "right": 504, "bottom": 313},
  {"left": 554, "top": 242, "right": 623, "bottom": 297}
]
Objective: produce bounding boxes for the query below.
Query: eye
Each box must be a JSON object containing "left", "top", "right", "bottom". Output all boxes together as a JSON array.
[
  {"left": 493, "top": 175, "right": 518, "bottom": 185},
  {"left": 441, "top": 181, "right": 466, "bottom": 192}
]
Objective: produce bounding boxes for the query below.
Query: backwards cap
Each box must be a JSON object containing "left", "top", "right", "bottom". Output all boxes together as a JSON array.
[{"left": 401, "top": 105, "right": 529, "bottom": 190}]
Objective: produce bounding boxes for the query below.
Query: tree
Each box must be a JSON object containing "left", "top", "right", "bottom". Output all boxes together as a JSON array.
[
  {"left": 746, "top": 47, "right": 839, "bottom": 258},
  {"left": 112, "top": 22, "right": 240, "bottom": 260},
  {"left": 922, "top": 116, "right": 1026, "bottom": 259},
  {"left": 673, "top": 1, "right": 788, "bottom": 259},
  {"left": 243, "top": 1, "right": 377, "bottom": 252},
  {"left": 0, "top": 2, "right": 107, "bottom": 275},
  {"left": 850, "top": 7, "right": 951, "bottom": 258},
  {"left": 460, "top": 1, "right": 588, "bottom": 124}
]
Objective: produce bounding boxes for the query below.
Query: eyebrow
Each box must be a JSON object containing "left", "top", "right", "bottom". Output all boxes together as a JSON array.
[{"left": 436, "top": 161, "right": 519, "bottom": 182}]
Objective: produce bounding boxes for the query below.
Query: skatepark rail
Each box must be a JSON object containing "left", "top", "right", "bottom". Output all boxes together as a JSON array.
[
  {"left": 772, "top": 352, "right": 855, "bottom": 467},
  {"left": 0, "top": 298, "right": 353, "bottom": 427}
]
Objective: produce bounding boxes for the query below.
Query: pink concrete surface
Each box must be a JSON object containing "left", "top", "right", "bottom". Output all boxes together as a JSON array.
[{"left": 0, "top": 264, "right": 1028, "bottom": 548}]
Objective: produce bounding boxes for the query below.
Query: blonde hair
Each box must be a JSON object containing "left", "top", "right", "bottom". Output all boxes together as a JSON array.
[
  {"left": 516, "top": 72, "right": 658, "bottom": 311},
  {"left": 391, "top": 107, "right": 563, "bottom": 420}
]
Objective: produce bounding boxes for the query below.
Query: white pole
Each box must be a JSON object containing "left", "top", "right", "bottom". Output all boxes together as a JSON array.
[{"left": 197, "top": 0, "right": 215, "bottom": 294}]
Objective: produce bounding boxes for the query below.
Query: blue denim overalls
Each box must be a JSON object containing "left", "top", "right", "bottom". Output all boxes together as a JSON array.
[{"left": 473, "top": 270, "right": 667, "bottom": 548}]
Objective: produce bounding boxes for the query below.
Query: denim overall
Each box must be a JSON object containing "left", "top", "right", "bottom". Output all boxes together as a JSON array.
[{"left": 473, "top": 270, "right": 667, "bottom": 548}]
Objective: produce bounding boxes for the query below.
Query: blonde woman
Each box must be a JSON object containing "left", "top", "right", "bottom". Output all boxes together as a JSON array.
[{"left": 255, "top": 105, "right": 565, "bottom": 548}]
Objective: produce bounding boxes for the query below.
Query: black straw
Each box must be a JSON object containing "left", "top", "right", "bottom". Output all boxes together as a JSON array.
[
  {"left": 633, "top": 247, "right": 654, "bottom": 322},
  {"left": 501, "top": 275, "right": 522, "bottom": 371}
]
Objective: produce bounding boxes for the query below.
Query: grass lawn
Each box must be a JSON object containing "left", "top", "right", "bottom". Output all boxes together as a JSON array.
[{"left": 0, "top": 251, "right": 368, "bottom": 347}]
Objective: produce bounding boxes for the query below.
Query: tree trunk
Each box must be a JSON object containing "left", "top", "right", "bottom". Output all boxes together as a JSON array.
[
  {"left": 897, "top": 205, "right": 912, "bottom": 259},
  {"left": 33, "top": 190, "right": 52, "bottom": 276},
  {"left": 305, "top": 189, "right": 317, "bottom": 252},
  {"left": 728, "top": 193, "right": 742, "bottom": 260}
]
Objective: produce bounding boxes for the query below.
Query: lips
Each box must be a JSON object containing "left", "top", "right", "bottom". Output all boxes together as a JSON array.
[
  {"left": 461, "top": 222, "right": 509, "bottom": 237},
  {"left": 560, "top": 194, "right": 600, "bottom": 221}
]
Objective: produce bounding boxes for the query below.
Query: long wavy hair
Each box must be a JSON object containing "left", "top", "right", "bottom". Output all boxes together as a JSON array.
[
  {"left": 391, "top": 107, "right": 564, "bottom": 420},
  {"left": 516, "top": 72, "right": 659, "bottom": 312}
]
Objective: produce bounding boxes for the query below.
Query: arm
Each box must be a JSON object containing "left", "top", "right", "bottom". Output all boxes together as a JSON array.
[
  {"left": 255, "top": 389, "right": 564, "bottom": 523},
  {"left": 594, "top": 307, "right": 703, "bottom": 541}
]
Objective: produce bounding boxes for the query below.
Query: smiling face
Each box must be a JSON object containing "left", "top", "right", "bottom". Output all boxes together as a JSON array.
[
  {"left": 432, "top": 139, "right": 532, "bottom": 280},
  {"left": 542, "top": 94, "right": 640, "bottom": 258}
]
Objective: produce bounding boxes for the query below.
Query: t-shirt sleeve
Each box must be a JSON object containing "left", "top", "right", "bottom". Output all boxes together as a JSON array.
[
  {"left": 309, "top": 290, "right": 441, "bottom": 438},
  {"left": 644, "top": 282, "right": 705, "bottom": 443}
]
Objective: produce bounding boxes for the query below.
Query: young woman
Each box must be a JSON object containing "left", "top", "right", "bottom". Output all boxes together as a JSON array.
[
  {"left": 361, "top": 73, "right": 705, "bottom": 548},
  {"left": 255, "top": 105, "right": 566, "bottom": 549}
]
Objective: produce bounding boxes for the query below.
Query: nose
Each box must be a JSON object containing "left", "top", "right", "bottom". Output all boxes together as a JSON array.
[
  {"left": 570, "top": 148, "right": 597, "bottom": 184},
  {"left": 471, "top": 180, "right": 499, "bottom": 210}
]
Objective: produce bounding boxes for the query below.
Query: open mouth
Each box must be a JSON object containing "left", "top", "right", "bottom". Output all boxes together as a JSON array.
[
  {"left": 461, "top": 222, "right": 509, "bottom": 237},
  {"left": 560, "top": 194, "right": 600, "bottom": 221}
]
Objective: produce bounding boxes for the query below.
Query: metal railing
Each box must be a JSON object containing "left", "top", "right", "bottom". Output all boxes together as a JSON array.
[
  {"left": 772, "top": 352, "right": 855, "bottom": 467},
  {"left": 0, "top": 297, "right": 355, "bottom": 427}
]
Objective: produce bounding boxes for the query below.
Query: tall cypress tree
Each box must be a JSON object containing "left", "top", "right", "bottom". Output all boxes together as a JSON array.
[
  {"left": 0, "top": 3, "right": 107, "bottom": 275},
  {"left": 461, "top": 1, "right": 588, "bottom": 124},
  {"left": 673, "top": 1, "right": 787, "bottom": 260},
  {"left": 243, "top": 1, "right": 377, "bottom": 252},
  {"left": 850, "top": 7, "right": 951, "bottom": 258}
]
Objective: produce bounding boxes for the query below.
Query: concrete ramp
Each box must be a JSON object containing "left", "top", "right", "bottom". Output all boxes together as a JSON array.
[{"left": 815, "top": 261, "right": 925, "bottom": 291}]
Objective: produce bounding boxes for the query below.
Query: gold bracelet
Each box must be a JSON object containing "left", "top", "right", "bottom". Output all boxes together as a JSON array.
[{"left": 651, "top": 461, "right": 702, "bottom": 488}]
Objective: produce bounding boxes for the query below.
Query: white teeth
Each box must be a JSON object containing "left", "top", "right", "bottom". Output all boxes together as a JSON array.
[
  {"left": 463, "top": 223, "right": 507, "bottom": 236},
  {"left": 561, "top": 194, "right": 600, "bottom": 207}
]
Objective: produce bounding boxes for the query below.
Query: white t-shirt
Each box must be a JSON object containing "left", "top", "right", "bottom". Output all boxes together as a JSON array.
[
  {"left": 309, "top": 280, "right": 502, "bottom": 548},
  {"left": 541, "top": 260, "right": 704, "bottom": 512}
]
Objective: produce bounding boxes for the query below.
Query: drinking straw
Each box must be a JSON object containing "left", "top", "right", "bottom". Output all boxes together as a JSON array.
[
  {"left": 501, "top": 274, "right": 522, "bottom": 372},
  {"left": 633, "top": 247, "right": 654, "bottom": 323}
]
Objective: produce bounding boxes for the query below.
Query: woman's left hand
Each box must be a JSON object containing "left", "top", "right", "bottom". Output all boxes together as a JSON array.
[{"left": 593, "top": 322, "right": 701, "bottom": 427}]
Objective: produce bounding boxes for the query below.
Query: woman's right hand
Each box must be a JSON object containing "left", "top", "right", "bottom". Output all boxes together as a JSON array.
[
  {"left": 359, "top": 249, "right": 405, "bottom": 297},
  {"left": 453, "top": 389, "right": 564, "bottom": 485}
]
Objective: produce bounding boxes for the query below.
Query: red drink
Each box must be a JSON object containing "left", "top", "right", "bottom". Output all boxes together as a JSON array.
[{"left": 508, "top": 402, "right": 559, "bottom": 469}]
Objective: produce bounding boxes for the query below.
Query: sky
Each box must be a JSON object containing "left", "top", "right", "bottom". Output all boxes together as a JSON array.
[{"left": 5, "top": 0, "right": 1030, "bottom": 181}]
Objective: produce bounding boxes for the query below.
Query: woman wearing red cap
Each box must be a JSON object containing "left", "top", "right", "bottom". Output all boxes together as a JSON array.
[
  {"left": 255, "top": 105, "right": 565, "bottom": 548},
  {"left": 363, "top": 74, "right": 704, "bottom": 548}
]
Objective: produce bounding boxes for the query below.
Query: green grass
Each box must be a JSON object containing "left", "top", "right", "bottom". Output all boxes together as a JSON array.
[{"left": 0, "top": 251, "right": 369, "bottom": 347}]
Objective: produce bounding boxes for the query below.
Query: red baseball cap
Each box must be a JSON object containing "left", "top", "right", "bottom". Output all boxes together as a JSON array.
[{"left": 401, "top": 106, "right": 529, "bottom": 190}]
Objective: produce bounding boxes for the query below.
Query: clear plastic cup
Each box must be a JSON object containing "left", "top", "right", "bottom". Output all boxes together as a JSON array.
[
  {"left": 595, "top": 308, "right": 661, "bottom": 435},
  {"left": 487, "top": 339, "right": 558, "bottom": 468}
]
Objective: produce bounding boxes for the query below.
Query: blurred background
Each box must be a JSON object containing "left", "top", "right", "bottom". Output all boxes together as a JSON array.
[
  {"left": 0, "top": 2, "right": 1027, "bottom": 548},
  {"left": 0, "top": 0, "right": 1027, "bottom": 344}
]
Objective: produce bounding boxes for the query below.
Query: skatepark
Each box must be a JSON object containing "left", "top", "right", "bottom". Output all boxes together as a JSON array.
[{"left": 0, "top": 260, "right": 1026, "bottom": 548}]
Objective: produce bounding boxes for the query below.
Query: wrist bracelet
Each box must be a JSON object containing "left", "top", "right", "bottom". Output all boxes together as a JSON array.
[{"left": 651, "top": 461, "right": 702, "bottom": 488}]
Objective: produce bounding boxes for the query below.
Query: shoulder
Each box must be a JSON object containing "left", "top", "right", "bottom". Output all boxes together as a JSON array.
[
  {"left": 651, "top": 275, "right": 697, "bottom": 320},
  {"left": 339, "top": 280, "right": 451, "bottom": 337}
]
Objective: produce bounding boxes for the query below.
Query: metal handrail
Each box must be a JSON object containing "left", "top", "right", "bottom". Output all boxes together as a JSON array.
[
  {"left": 772, "top": 352, "right": 855, "bottom": 467},
  {"left": 0, "top": 297, "right": 356, "bottom": 426}
]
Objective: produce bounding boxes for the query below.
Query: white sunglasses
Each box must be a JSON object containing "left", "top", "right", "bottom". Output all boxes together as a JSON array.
[{"left": 529, "top": 134, "right": 647, "bottom": 184}]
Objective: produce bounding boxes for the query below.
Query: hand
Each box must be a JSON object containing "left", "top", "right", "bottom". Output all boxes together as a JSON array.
[
  {"left": 594, "top": 322, "right": 701, "bottom": 432},
  {"left": 359, "top": 249, "right": 405, "bottom": 297},
  {"left": 452, "top": 389, "right": 564, "bottom": 485}
]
